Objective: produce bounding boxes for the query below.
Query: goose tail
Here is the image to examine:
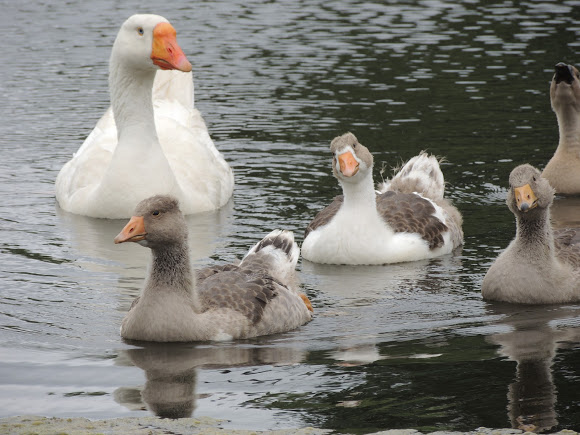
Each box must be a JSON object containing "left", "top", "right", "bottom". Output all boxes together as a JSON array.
[
  {"left": 377, "top": 152, "right": 445, "bottom": 201},
  {"left": 241, "top": 229, "right": 300, "bottom": 284}
]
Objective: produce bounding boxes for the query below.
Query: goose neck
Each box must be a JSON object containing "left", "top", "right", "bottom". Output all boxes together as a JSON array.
[
  {"left": 557, "top": 109, "right": 580, "bottom": 151},
  {"left": 109, "top": 64, "right": 157, "bottom": 141},
  {"left": 514, "top": 210, "right": 554, "bottom": 258},
  {"left": 147, "top": 241, "right": 194, "bottom": 295},
  {"left": 340, "top": 171, "right": 377, "bottom": 210}
]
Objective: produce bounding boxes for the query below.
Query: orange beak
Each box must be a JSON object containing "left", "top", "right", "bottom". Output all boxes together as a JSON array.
[
  {"left": 114, "top": 216, "right": 147, "bottom": 244},
  {"left": 514, "top": 184, "right": 538, "bottom": 212},
  {"left": 338, "top": 150, "right": 360, "bottom": 177},
  {"left": 151, "top": 22, "right": 192, "bottom": 72}
]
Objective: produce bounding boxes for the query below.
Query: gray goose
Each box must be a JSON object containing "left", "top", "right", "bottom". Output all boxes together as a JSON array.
[
  {"left": 482, "top": 164, "right": 580, "bottom": 304},
  {"left": 301, "top": 132, "right": 463, "bottom": 265},
  {"left": 115, "top": 195, "right": 312, "bottom": 342},
  {"left": 542, "top": 62, "right": 580, "bottom": 195}
]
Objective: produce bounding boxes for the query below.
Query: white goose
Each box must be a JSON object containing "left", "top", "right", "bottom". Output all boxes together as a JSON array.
[
  {"left": 56, "top": 14, "right": 234, "bottom": 219},
  {"left": 301, "top": 132, "right": 463, "bottom": 265}
]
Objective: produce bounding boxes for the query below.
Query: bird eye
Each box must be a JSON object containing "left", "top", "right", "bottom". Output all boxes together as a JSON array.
[
  {"left": 532, "top": 176, "right": 537, "bottom": 182},
  {"left": 152, "top": 210, "right": 160, "bottom": 216},
  {"left": 353, "top": 143, "right": 357, "bottom": 148},
  {"left": 137, "top": 27, "right": 144, "bottom": 35}
]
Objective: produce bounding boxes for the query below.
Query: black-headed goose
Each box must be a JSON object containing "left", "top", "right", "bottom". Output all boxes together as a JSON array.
[
  {"left": 301, "top": 132, "right": 463, "bottom": 265},
  {"left": 115, "top": 195, "right": 312, "bottom": 342},
  {"left": 542, "top": 62, "right": 580, "bottom": 195},
  {"left": 482, "top": 164, "right": 580, "bottom": 304},
  {"left": 56, "top": 14, "right": 233, "bottom": 218}
]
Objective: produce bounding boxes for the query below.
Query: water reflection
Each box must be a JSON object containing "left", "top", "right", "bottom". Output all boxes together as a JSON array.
[
  {"left": 301, "top": 253, "right": 463, "bottom": 302},
  {"left": 486, "top": 303, "right": 580, "bottom": 433},
  {"left": 55, "top": 201, "right": 235, "bottom": 271},
  {"left": 550, "top": 197, "right": 580, "bottom": 229},
  {"left": 114, "top": 343, "right": 307, "bottom": 419}
]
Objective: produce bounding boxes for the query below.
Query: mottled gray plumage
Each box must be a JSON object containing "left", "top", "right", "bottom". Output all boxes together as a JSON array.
[
  {"left": 376, "top": 191, "right": 448, "bottom": 249},
  {"left": 482, "top": 164, "right": 580, "bottom": 304},
  {"left": 196, "top": 265, "right": 279, "bottom": 326},
  {"left": 554, "top": 228, "right": 580, "bottom": 267},
  {"left": 116, "top": 195, "right": 312, "bottom": 342},
  {"left": 305, "top": 192, "right": 449, "bottom": 249}
]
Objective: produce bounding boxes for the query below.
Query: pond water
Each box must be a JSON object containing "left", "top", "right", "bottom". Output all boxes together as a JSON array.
[{"left": 1, "top": 0, "right": 580, "bottom": 433}]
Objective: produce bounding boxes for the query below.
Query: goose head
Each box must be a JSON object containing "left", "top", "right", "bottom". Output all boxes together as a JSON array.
[
  {"left": 550, "top": 62, "right": 580, "bottom": 115},
  {"left": 111, "top": 14, "right": 192, "bottom": 74},
  {"left": 330, "top": 132, "right": 373, "bottom": 184},
  {"left": 507, "top": 165, "right": 554, "bottom": 218},
  {"left": 114, "top": 195, "right": 187, "bottom": 248}
]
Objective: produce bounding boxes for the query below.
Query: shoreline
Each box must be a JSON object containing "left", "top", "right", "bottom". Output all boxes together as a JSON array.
[{"left": 1, "top": 415, "right": 578, "bottom": 435}]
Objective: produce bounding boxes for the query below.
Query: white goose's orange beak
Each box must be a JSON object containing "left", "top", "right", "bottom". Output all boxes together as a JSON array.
[
  {"left": 114, "top": 216, "right": 147, "bottom": 244},
  {"left": 514, "top": 184, "right": 538, "bottom": 212},
  {"left": 151, "top": 22, "right": 192, "bottom": 72},
  {"left": 338, "top": 150, "right": 359, "bottom": 177}
]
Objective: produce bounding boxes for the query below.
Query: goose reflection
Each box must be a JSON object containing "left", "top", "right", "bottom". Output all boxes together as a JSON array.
[
  {"left": 302, "top": 253, "right": 462, "bottom": 367},
  {"left": 55, "top": 200, "right": 234, "bottom": 273},
  {"left": 549, "top": 196, "right": 580, "bottom": 229},
  {"left": 486, "top": 303, "right": 580, "bottom": 433},
  {"left": 301, "top": 252, "right": 462, "bottom": 304},
  {"left": 114, "top": 342, "right": 307, "bottom": 418}
]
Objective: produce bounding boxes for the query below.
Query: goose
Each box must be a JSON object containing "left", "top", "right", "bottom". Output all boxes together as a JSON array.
[
  {"left": 482, "top": 164, "right": 580, "bottom": 304},
  {"left": 114, "top": 195, "right": 313, "bottom": 342},
  {"left": 301, "top": 132, "right": 463, "bottom": 265},
  {"left": 542, "top": 62, "right": 580, "bottom": 195},
  {"left": 56, "top": 14, "right": 234, "bottom": 219}
]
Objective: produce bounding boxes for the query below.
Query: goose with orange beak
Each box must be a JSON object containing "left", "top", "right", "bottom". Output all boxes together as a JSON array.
[
  {"left": 482, "top": 164, "right": 580, "bottom": 304},
  {"left": 301, "top": 132, "right": 463, "bottom": 265},
  {"left": 55, "top": 14, "right": 233, "bottom": 218},
  {"left": 542, "top": 62, "right": 580, "bottom": 195},
  {"left": 114, "top": 195, "right": 312, "bottom": 342}
]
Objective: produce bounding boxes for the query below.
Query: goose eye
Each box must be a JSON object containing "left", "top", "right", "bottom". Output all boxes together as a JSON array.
[
  {"left": 152, "top": 210, "right": 160, "bottom": 216},
  {"left": 532, "top": 176, "right": 537, "bottom": 182},
  {"left": 137, "top": 27, "right": 144, "bottom": 35},
  {"left": 353, "top": 143, "right": 357, "bottom": 148}
]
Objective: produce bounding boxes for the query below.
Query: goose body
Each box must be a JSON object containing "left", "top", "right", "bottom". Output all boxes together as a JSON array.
[
  {"left": 56, "top": 14, "right": 233, "bottom": 219},
  {"left": 115, "top": 195, "right": 312, "bottom": 342},
  {"left": 301, "top": 133, "right": 463, "bottom": 265},
  {"left": 542, "top": 63, "right": 580, "bottom": 195},
  {"left": 482, "top": 164, "right": 580, "bottom": 304}
]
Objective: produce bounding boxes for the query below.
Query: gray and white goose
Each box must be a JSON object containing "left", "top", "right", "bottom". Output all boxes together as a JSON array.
[
  {"left": 115, "top": 195, "right": 312, "bottom": 342},
  {"left": 482, "top": 164, "right": 580, "bottom": 304},
  {"left": 542, "top": 62, "right": 580, "bottom": 195},
  {"left": 301, "top": 132, "right": 463, "bottom": 265}
]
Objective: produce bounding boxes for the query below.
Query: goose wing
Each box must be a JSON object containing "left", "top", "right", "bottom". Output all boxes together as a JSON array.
[
  {"left": 376, "top": 191, "right": 448, "bottom": 250},
  {"left": 304, "top": 195, "right": 344, "bottom": 239}
]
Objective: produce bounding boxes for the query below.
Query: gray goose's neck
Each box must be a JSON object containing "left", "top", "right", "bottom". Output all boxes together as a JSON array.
[
  {"left": 147, "top": 241, "right": 194, "bottom": 295},
  {"left": 514, "top": 209, "right": 554, "bottom": 258},
  {"left": 556, "top": 106, "right": 580, "bottom": 151}
]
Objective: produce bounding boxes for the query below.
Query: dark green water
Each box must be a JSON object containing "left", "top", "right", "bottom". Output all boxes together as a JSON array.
[{"left": 1, "top": 0, "right": 579, "bottom": 432}]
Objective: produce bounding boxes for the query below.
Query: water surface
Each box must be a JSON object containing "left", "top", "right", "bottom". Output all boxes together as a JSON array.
[{"left": 1, "top": 0, "right": 580, "bottom": 433}]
